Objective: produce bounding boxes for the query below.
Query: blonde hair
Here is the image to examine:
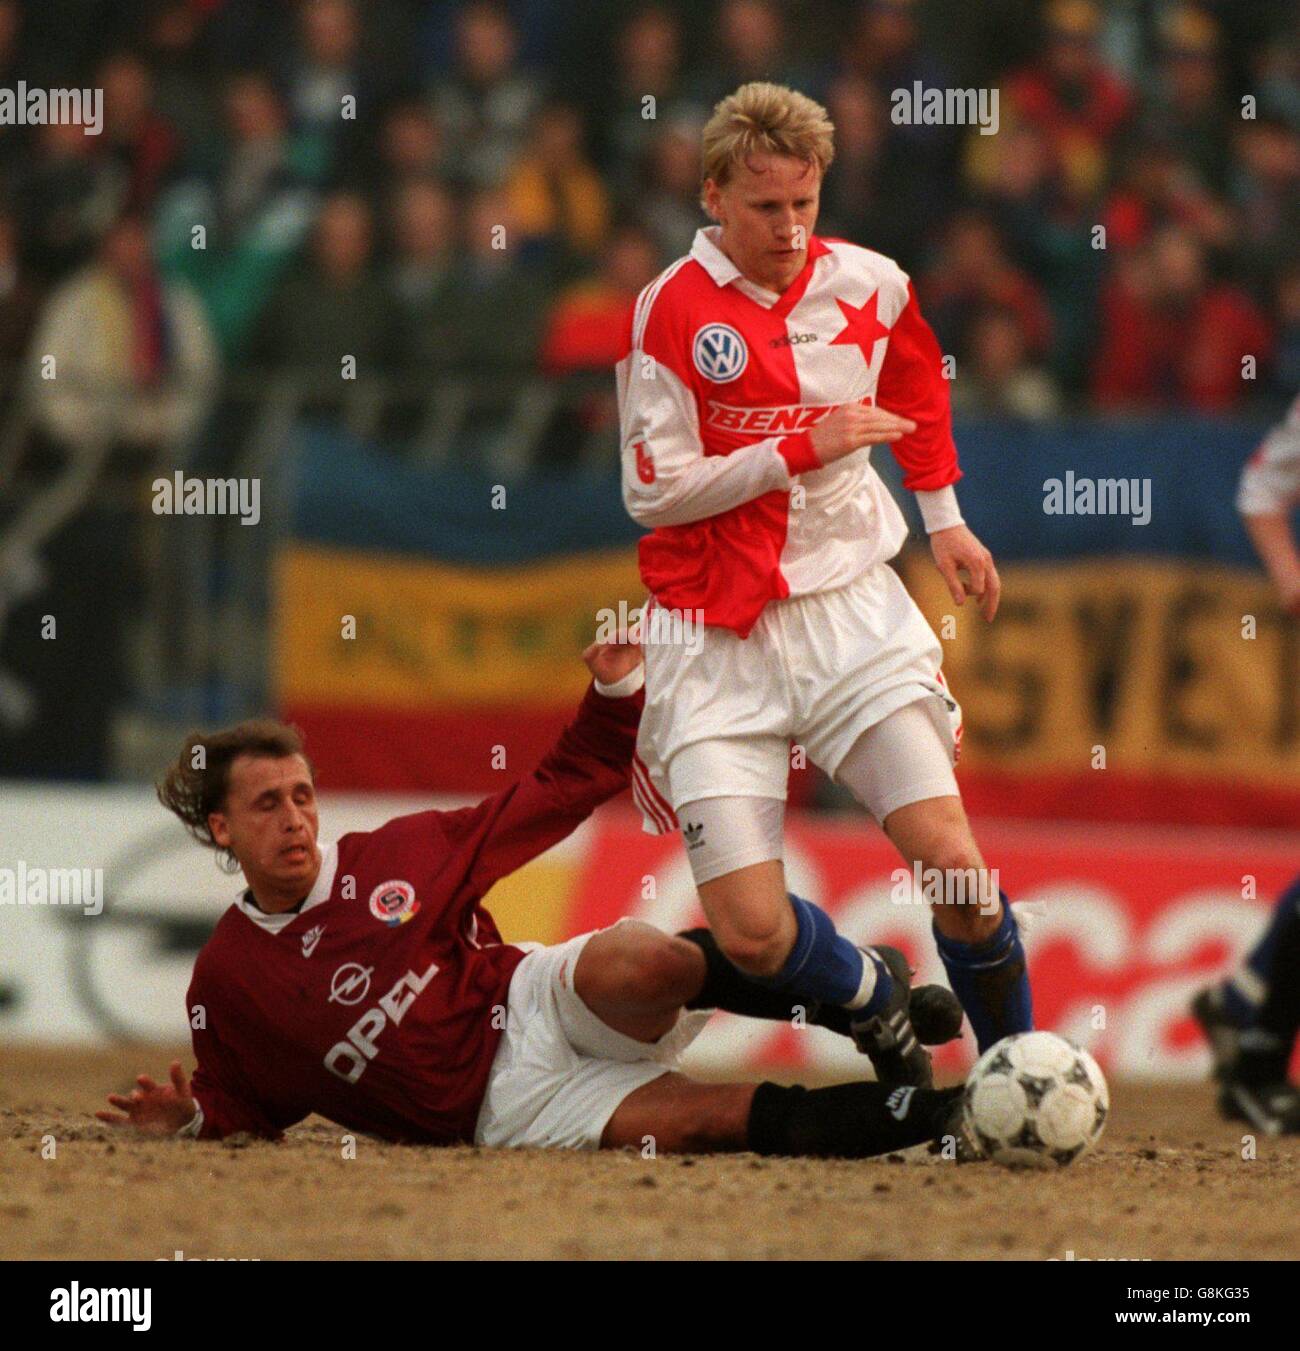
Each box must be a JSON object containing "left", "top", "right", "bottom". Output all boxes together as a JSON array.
[{"left": 700, "top": 82, "right": 835, "bottom": 205}]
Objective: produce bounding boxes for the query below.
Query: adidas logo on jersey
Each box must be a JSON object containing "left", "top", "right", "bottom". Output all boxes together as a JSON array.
[{"left": 683, "top": 821, "right": 705, "bottom": 850}]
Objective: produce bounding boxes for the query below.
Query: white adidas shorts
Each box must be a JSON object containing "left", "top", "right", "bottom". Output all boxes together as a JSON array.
[
  {"left": 474, "top": 924, "right": 711, "bottom": 1150},
  {"left": 631, "top": 562, "right": 963, "bottom": 833}
]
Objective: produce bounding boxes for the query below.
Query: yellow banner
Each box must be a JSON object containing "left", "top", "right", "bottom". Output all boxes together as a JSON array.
[
  {"left": 275, "top": 545, "right": 645, "bottom": 709},
  {"left": 901, "top": 554, "right": 1300, "bottom": 784}
]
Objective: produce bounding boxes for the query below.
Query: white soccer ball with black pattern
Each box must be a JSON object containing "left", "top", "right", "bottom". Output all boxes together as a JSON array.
[{"left": 962, "top": 1031, "right": 1108, "bottom": 1168}]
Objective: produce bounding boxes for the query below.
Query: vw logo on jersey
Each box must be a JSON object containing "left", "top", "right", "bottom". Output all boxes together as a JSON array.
[{"left": 692, "top": 323, "right": 749, "bottom": 383}]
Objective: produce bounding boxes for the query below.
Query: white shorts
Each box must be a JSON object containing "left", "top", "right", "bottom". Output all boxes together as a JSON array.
[
  {"left": 473, "top": 925, "right": 711, "bottom": 1150},
  {"left": 631, "top": 562, "right": 963, "bottom": 834}
]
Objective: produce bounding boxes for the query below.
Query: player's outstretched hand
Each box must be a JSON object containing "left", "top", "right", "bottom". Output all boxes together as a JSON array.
[
  {"left": 583, "top": 632, "right": 643, "bottom": 686},
  {"left": 809, "top": 402, "right": 917, "bottom": 464},
  {"left": 930, "top": 524, "right": 1000, "bottom": 622},
  {"left": 96, "top": 1060, "right": 198, "bottom": 1136}
]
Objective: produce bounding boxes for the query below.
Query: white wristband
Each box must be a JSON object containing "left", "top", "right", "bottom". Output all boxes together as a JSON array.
[
  {"left": 176, "top": 1104, "right": 203, "bottom": 1138},
  {"left": 916, "top": 485, "right": 964, "bottom": 534},
  {"left": 594, "top": 666, "right": 645, "bottom": 699}
]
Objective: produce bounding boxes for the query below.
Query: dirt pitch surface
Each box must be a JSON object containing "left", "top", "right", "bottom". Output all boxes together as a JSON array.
[{"left": 2, "top": 1046, "right": 1297, "bottom": 1261}]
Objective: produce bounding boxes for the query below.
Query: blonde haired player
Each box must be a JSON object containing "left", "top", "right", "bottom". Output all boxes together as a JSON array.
[{"left": 617, "top": 82, "right": 1033, "bottom": 1082}]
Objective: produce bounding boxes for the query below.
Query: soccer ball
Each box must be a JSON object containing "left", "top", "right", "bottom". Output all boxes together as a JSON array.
[{"left": 962, "top": 1031, "right": 1108, "bottom": 1168}]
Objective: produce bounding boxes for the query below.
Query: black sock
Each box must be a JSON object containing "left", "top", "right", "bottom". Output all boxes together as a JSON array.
[
  {"left": 1255, "top": 881, "right": 1300, "bottom": 1063},
  {"left": 747, "top": 1081, "right": 961, "bottom": 1158},
  {"left": 680, "top": 926, "right": 852, "bottom": 1032}
]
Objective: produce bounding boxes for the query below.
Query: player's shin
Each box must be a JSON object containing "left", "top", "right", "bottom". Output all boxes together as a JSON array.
[
  {"left": 932, "top": 892, "right": 1033, "bottom": 1053},
  {"left": 747, "top": 1081, "right": 962, "bottom": 1158},
  {"left": 679, "top": 925, "right": 963, "bottom": 1046},
  {"left": 748, "top": 893, "right": 894, "bottom": 1016}
]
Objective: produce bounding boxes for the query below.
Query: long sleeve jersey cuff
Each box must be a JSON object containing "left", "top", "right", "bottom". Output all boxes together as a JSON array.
[
  {"left": 776, "top": 432, "right": 822, "bottom": 476},
  {"left": 916, "top": 485, "right": 964, "bottom": 533},
  {"left": 177, "top": 1103, "right": 204, "bottom": 1138},
  {"left": 594, "top": 666, "right": 645, "bottom": 699}
]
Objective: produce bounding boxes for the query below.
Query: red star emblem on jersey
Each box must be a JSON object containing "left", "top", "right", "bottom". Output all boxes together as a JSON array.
[{"left": 829, "top": 290, "right": 892, "bottom": 366}]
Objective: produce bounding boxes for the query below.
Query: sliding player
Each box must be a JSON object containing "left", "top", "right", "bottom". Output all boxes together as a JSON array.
[
  {"left": 617, "top": 82, "right": 1032, "bottom": 1084},
  {"left": 97, "top": 640, "right": 972, "bottom": 1160}
]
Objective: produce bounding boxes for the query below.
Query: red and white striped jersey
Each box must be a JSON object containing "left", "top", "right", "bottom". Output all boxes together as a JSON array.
[
  {"left": 1238, "top": 394, "right": 1300, "bottom": 516},
  {"left": 617, "top": 227, "right": 961, "bottom": 637}
]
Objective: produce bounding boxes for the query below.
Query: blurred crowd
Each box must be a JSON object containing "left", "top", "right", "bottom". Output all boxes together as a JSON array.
[{"left": 0, "top": 0, "right": 1298, "bottom": 459}]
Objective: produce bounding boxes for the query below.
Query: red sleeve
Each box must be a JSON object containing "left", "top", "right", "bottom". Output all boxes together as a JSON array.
[
  {"left": 875, "top": 281, "right": 961, "bottom": 492},
  {"left": 187, "top": 968, "right": 304, "bottom": 1141},
  {"left": 436, "top": 681, "right": 643, "bottom": 896}
]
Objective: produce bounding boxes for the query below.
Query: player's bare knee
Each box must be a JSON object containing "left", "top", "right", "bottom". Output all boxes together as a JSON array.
[
  {"left": 591, "top": 924, "right": 700, "bottom": 1006},
  {"left": 629, "top": 932, "right": 703, "bottom": 1004},
  {"left": 715, "top": 923, "right": 789, "bottom": 979}
]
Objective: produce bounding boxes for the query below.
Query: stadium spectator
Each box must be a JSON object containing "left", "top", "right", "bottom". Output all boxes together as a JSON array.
[
  {"left": 1229, "top": 113, "right": 1300, "bottom": 294},
  {"left": 431, "top": 185, "right": 550, "bottom": 372},
  {"left": 919, "top": 210, "right": 1055, "bottom": 367},
  {"left": 842, "top": 0, "right": 950, "bottom": 96},
  {"left": 25, "top": 213, "right": 219, "bottom": 456},
  {"left": 431, "top": 0, "right": 541, "bottom": 189},
  {"left": 638, "top": 119, "right": 706, "bottom": 263},
  {"left": 977, "top": 117, "right": 1104, "bottom": 391},
  {"left": 1101, "top": 136, "right": 1235, "bottom": 256},
  {"left": 688, "top": 0, "right": 817, "bottom": 110},
  {"left": 338, "top": 94, "right": 448, "bottom": 199},
  {"left": 96, "top": 51, "right": 181, "bottom": 215},
  {"left": 994, "top": 0, "right": 1135, "bottom": 202},
  {"left": 950, "top": 306, "right": 1062, "bottom": 421},
  {"left": 817, "top": 76, "right": 890, "bottom": 256},
  {"left": 1091, "top": 225, "right": 1273, "bottom": 411},
  {"left": 837, "top": 0, "right": 959, "bottom": 229},
  {"left": 535, "top": 223, "right": 661, "bottom": 467},
  {"left": 283, "top": 0, "right": 362, "bottom": 134},
  {"left": 139, "top": 0, "right": 222, "bottom": 173},
  {"left": 154, "top": 71, "right": 316, "bottom": 356},
  {"left": 504, "top": 102, "right": 611, "bottom": 268},
  {"left": 248, "top": 192, "right": 399, "bottom": 405},
  {"left": 388, "top": 178, "right": 458, "bottom": 376},
  {"left": 540, "top": 224, "right": 660, "bottom": 378},
  {"left": 1138, "top": 6, "right": 1234, "bottom": 194},
  {"left": 594, "top": 5, "right": 691, "bottom": 199},
  {"left": 12, "top": 119, "right": 127, "bottom": 283},
  {"left": 389, "top": 178, "right": 456, "bottom": 308}
]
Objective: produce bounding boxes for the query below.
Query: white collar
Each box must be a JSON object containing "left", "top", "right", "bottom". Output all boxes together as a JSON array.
[
  {"left": 690, "top": 226, "right": 744, "bottom": 287},
  {"left": 235, "top": 841, "right": 338, "bottom": 934},
  {"left": 690, "top": 225, "right": 824, "bottom": 308}
]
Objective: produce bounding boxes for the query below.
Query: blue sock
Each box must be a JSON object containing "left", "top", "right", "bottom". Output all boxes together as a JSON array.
[
  {"left": 933, "top": 893, "right": 1033, "bottom": 1053},
  {"left": 754, "top": 894, "right": 893, "bottom": 1017}
]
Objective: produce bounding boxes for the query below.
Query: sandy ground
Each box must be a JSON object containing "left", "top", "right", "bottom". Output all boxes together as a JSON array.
[{"left": 2, "top": 1046, "right": 1297, "bottom": 1261}]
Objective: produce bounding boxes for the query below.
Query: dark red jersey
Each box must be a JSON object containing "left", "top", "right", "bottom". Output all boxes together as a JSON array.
[{"left": 184, "top": 682, "right": 641, "bottom": 1145}]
